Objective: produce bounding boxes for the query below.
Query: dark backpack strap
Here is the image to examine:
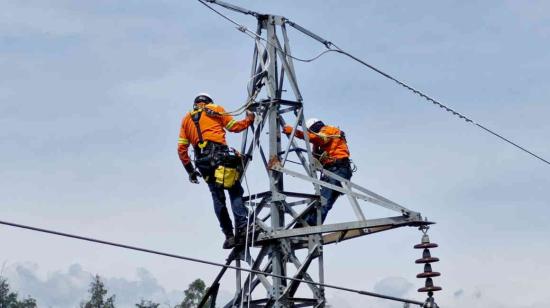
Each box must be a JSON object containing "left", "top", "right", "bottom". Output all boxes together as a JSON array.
[{"left": 191, "top": 109, "right": 208, "bottom": 152}]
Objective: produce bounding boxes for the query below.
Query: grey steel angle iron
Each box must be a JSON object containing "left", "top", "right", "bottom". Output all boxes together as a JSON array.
[{"left": 197, "top": 1, "right": 439, "bottom": 307}]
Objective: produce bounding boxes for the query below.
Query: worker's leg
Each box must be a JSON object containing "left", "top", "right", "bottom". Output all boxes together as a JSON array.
[
  {"left": 207, "top": 181, "right": 234, "bottom": 235},
  {"left": 321, "top": 165, "right": 353, "bottom": 222},
  {"left": 319, "top": 165, "right": 352, "bottom": 222},
  {"left": 227, "top": 181, "right": 249, "bottom": 230},
  {"left": 306, "top": 164, "right": 352, "bottom": 225}
]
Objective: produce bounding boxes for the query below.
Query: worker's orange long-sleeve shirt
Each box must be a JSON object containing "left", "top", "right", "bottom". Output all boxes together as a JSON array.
[
  {"left": 178, "top": 104, "right": 252, "bottom": 166},
  {"left": 284, "top": 125, "right": 350, "bottom": 165}
]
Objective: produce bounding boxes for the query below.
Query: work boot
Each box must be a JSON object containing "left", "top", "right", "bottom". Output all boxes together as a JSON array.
[
  {"left": 222, "top": 232, "right": 235, "bottom": 249},
  {"left": 234, "top": 227, "right": 248, "bottom": 247}
]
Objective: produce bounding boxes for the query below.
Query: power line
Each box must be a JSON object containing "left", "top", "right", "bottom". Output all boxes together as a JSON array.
[
  {"left": 197, "top": 0, "right": 550, "bottom": 167},
  {"left": 0, "top": 219, "right": 425, "bottom": 306},
  {"left": 197, "top": 0, "right": 338, "bottom": 63},
  {"left": 326, "top": 46, "right": 550, "bottom": 166}
]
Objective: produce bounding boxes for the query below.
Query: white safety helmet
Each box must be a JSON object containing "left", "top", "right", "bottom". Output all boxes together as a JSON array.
[
  {"left": 194, "top": 92, "right": 213, "bottom": 104},
  {"left": 305, "top": 118, "right": 321, "bottom": 130}
]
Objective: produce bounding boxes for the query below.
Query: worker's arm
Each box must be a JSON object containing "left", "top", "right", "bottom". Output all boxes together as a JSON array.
[
  {"left": 178, "top": 118, "right": 200, "bottom": 183},
  {"left": 177, "top": 143, "right": 193, "bottom": 167},
  {"left": 219, "top": 107, "right": 255, "bottom": 133},
  {"left": 283, "top": 125, "right": 327, "bottom": 146},
  {"left": 177, "top": 120, "right": 192, "bottom": 166}
]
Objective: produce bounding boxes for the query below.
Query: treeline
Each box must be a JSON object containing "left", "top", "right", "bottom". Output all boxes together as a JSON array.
[{"left": 0, "top": 275, "right": 209, "bottom": 308}]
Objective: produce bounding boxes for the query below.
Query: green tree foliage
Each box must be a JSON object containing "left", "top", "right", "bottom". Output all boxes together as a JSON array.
[
  {"left": 0, "top": 278, "right": 18, "bottom": 307},
  {"left": 80, "top": 275, "right": 116, "bottom": 308},
  {"left": 176, "top": 279, "right": 210, "bottom": 308},
  {"left": 0, "top": 277, "right": 38, "bottom": 308},
  {"left": 14, "top": 298, "right": 37, "bottom": 308},
  {"left": 135, "top": 299, "right": 159, "bottom": 308}
]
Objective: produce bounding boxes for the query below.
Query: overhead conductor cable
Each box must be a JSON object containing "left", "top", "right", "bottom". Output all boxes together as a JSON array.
[
  {"left": 198, "top": 0, "right": 550, "bottom": 167},
  {"left": 0, "top": 219, "right": 424, "bottom": 306}
]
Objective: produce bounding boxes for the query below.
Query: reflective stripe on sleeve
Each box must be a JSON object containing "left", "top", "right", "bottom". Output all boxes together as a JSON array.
[
  {"left": 178, "top": 138, "right": 189, "bottom": 145},
  {"left": 226, "top": 119, "right": 237, "bottom": 130}
]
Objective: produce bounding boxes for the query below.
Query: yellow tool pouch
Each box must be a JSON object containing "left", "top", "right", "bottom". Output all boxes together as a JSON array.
[{"left": 214, "top": 165, "right": 240, "bottom": 189}]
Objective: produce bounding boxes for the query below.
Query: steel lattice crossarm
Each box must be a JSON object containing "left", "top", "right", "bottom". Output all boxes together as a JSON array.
[{"left": 196, "top": 1, "right": 437, "bottom": 307}]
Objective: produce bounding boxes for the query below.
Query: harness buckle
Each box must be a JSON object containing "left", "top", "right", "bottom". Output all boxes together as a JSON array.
[{"left": 198, "top": 141, "right": 208, "bottom": 149}]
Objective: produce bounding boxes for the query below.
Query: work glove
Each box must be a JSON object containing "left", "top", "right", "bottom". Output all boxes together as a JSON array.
[
  {"left": 184, "top": 163, "right": 201, "bottom": 184},
  {"left": 189, "top": 170, "right": 201, "bottom": 184},
  {"left": 246, "top": 110, "right": 255, "bottom": 122},
  {"left": 282, "top": 125, "right": 293, "bottom": 135}
]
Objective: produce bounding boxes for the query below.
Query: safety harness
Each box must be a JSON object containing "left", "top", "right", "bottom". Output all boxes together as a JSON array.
[
  {"left": 190, "top": 106, "right": 222, "bottom": 153},
  {"left": 190, "top": 105, "right": 242, "bottom": 188}
]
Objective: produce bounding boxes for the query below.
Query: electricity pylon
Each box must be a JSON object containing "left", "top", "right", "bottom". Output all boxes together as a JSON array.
[{"left": 197, "top": 1, "right": 433, "bottom": 307}]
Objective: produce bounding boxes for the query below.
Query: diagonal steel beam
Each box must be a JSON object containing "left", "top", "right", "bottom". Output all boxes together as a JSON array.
[
  {"left": 282, "top": 107, "right": 304, "bottom": 167},
  {"left": 274, "top": 165, "right": 414, "bottom": 214},
  {"left": 256, "top": 215, "right": 429, "bottom": 242},
  {"left": 320, "top": 167, "right": 411, "bottom": 214},
  {"left": 284, "top": 248, "right": 322, "bottom": 298},
  {"left": 343, "top": 181, "right": 366, "bottom": 221},
  {"left": 273, "top": 165, "right": 380, "bottom": 204}
]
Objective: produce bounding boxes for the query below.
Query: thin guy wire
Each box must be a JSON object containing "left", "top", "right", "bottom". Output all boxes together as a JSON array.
[
  {"left": 327, "top": 46, "right": 550, "bottom": 166},
  {"left": 239, "top": 135, "right": 256, "bottom": 308},
  {"left": 0, "top": 219, "right": 424, "bottom": 306},
  {"left": 197, "top": 0, "right": 335, "bottom": 63},
  {"left": 241, "top": 163, "right": 254, "bottom": 308},
  {"left": 243, "top": 129, "right": 258, "bottom": 308},
  {"left": 198, "top": 0, "right": 550, "bottom": 167}
]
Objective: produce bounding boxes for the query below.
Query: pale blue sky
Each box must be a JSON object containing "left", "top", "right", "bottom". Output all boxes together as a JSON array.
[{"left": 1, "top": 1, "right": 549, "bottom": 307}]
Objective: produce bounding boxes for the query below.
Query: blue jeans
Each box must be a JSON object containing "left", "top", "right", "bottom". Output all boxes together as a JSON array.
[
  {"left": 206, "top": 180, "right": 249, "bottom": 235},
  {"left": 306, "top": 163, "right": 353, "bottom": 225}
]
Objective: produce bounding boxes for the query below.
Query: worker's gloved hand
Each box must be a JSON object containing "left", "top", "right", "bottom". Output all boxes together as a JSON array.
[
  {"left": 184, "top": 163, "right": 201, "bottom": 184},
  {"left": 282, "top": 125, "right": 293, "bottom": 135},
  {"left": 246, "top": 110, "right": 255, "bottom": 122},
  {"left": 189, "top": 170, "right": 201, "bottom": 184}
]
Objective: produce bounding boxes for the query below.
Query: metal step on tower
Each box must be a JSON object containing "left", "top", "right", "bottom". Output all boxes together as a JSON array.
[{"left": 197, "top": 1, "right": 438, "bottom": 307}]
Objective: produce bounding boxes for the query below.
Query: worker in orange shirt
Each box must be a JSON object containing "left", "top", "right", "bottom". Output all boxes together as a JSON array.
[
  {"left": 178, "top": 93, "right": 255, "bottom": 249},
  {"left": 283, "top": 118, "right": 352, "bottom": 226}
]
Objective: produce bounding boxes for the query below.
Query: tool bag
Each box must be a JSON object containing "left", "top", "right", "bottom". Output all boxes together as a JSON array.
[{"left": 212, "top": 147, "right": 242, "bottom": 189}]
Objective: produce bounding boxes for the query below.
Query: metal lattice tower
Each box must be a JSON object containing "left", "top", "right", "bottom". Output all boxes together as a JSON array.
[{"left": 198, "top": 2, "right": 434, "bottom": 307}]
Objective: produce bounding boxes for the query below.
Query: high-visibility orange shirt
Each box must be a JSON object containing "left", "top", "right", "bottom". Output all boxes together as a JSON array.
[
  {"left": 284, "top": 125, "right": 350, "bottom": 165},
  {"left": 178, "top": 103, "right": 252, "bottom": 166}
]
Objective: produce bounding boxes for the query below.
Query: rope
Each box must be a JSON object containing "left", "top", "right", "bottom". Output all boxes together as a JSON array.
[
  {"left": 221, "top": 32, "right": 270, "bottom": 117},
  {"left": 240, "top": 146, "right": 254, "bottom": 308},
  {"left": 240, "top": 172, "right": 253, "bottom": 308},
  {"left": 238, "top": 119, "right": 259, "bottom": 308},
  {"left": 197, "top": 0, "right": 550, "bottom": 167},
  {"left": 0, "top": 219, "right": 424, "bottom": 306}
]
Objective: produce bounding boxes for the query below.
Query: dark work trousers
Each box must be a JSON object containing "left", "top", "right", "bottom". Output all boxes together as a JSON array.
[
  {"left": 206, "top": 179, "right": 249, "bottom": 236},
  {"left": 306, "top": 163, "right": 353, "bottom": 226}
]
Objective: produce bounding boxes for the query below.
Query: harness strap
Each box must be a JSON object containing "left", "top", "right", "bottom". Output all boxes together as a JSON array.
[{"left": 191, "top": 109, "right": 208, "bottom": 151}]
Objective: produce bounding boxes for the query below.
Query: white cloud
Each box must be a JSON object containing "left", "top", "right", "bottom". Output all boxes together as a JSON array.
[
  {"left": 373, "top": 276, "right": 413, "bottom": 298},
  {"left": 3, "top": 263, "right": 184, "bottom": 308},
  {"left": 326, "top": 293, "right": 354, "bottom": 308}
]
